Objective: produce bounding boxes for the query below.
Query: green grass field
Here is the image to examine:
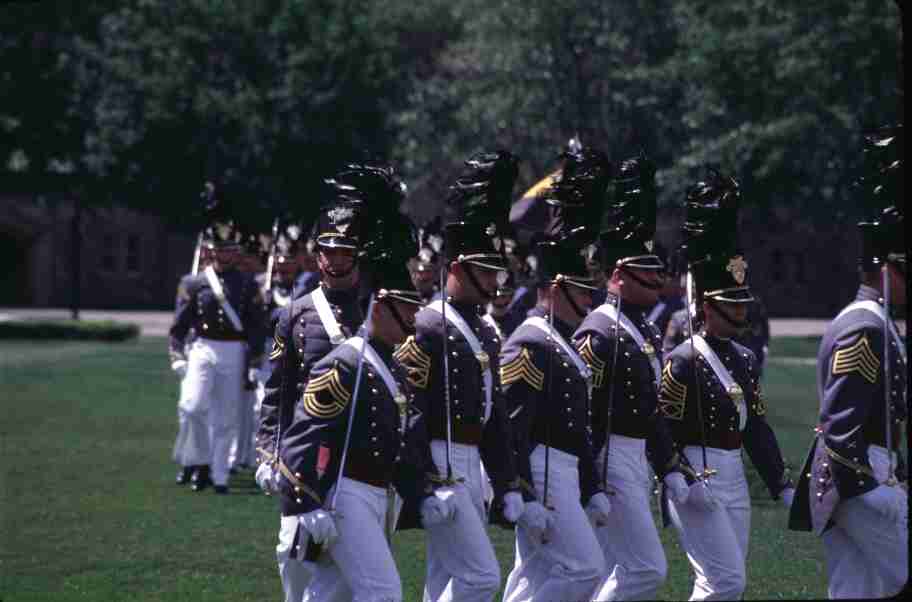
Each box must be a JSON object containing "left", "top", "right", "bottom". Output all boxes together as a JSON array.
[{"left": 1, "top": 337, "right": 830, "bottom": 601}]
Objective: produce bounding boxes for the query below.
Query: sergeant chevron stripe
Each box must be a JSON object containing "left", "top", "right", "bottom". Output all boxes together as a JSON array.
[
  {"left": 302, "top": 363, "right": 350, "bottom": 418},
  {"left": 500, "top": 347, "right": 545, "bottom": 391},
  {"left": 393, "top": 335, "right": 431, "bottom": 389},
  {"left": 268, "top": 333, "right": 286, "bottom": 361},
  {"left": 577, "top": 335, "right": 605, "bottom": 388},
  {"left": 659, "top": 361, "right": 686, "bottom": 420},
  {"left": 832, "top": 335, "right": 879, "bottom": 384}
]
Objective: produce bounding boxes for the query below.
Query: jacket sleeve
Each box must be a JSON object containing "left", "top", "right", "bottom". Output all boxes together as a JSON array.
[
  {"left": 819, "top": 325, "right": 884, "bottom": 500},
  {"left": 499, "top": 343, "right": 544, "bottom": 502},
  {"left": 169, "top": 278, "right": 197, "bottom": 361},
  {"left": 481, "top": 355, "right": 521, "bottom": 504},
  {"left": 256, "top": 306, "right": 298, "bottom": 464},
  {"left": 741, "top": 350, "right": 793, "bottom": 499},
  {"left": 277, "top": 357, "right": 353, "bottom": 516}
]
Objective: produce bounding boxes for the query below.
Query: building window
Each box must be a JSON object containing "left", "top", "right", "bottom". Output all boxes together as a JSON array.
[
  {"left": 126, "top": 234, "right": 141, "bottom": 273},
  {"left": 101, "top": 234, "right": 117, "bottom": 272}
]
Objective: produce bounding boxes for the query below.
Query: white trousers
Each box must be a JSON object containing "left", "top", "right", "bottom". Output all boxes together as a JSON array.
[
  {"left": 303, "top": 478, "right": 402, "bottom": 602},
  {"left": 424, "top": 441, "right": 501, "bottom": 602},
  {"left": 667, "top": 446, "right": 750, "bottom": 601},
  {"left": 171, "top": 339, "right": 244, "bottom": 486},
  {"left": 277, "top": 514, "right": 314, "bottom": 602},
  {"left": 823, "top": 445, "right": 908, "bottom": 599},
  {"left": 503, "top": 446, "right": 606, "bottom": 602},
  {"left": 229, "top": 387, "right": 257, "bottom": 469},
  {"left": 592, "top": 435, "right": 668, "bottom": 601}
]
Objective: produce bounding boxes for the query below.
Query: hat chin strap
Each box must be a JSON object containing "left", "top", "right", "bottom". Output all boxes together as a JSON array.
[
  {"left": 619, "top": 266, "right": 662, "bottom": 290},
  {"left": 463, "top": 263, "right": 495, "bottom": 302},
  {"left": 707, "top": 299, "right": 748, "bottom": 330},
  {"left": 557, "top": 282, "right": 587, "bottom": 320},
  {"left": 383, "top": 297, "right": 415, "bottom": 336},
  {"left": 321, "top": 255, "right": 359, "bottom": 280}
]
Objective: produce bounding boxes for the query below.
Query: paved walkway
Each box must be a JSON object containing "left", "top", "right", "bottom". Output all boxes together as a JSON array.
[{"left": 0, "top": 308, "right": 905, "bottom": 339}]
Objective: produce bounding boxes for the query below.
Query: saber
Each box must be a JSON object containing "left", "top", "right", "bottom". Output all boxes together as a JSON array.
[
  {"left": 600, "top": 276, "right": 623, "bottom": 488},
  {"left": 542, "top": 298, "right": 556, "bottom": 511},
  {"left": 882, "top": 266, "right": 897, "bottom": 486},
  {"left": 439, "top": 265, "right": 456, "bottom": 483},
  {"left": 330, "top": 293, "right": 377, "bottom": 512},
  {"left": 264, "top": 218, "right": 280, "bottom": 293},
  {"left": 686, "top": 267, "right": 714, "bottom": 481}
]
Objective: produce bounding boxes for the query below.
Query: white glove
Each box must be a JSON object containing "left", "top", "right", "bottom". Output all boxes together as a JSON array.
[
  {"left": 687, "top": 480, "right": 720, "bottom": 512},
  {"left": 664, "top": 472, "right": 690, "bottom": 506},
  {"left": 502, "top": 491, "right": 525, "bottom": 523},
  {"left": 860, "top": 485, "right": 907, "bottom": 525},
  {"left": 779, "top": 487, "right": 795, "bottom": 509},
  {"left": 299, "top": 509, "right": 338, "bottom": 546},
  {"left": 254, "top": 463, "right": 277, "bottom": 493},
  {"left": 518, "top": 501, "right": 552, "bottom": 542},
  {"left": 421, "top": 495, "right": 455, "bottom": 527},
  {"left": 170, "top": 359, "right": 188, "bottom": 379},
  {"left": 585, "top": 492, "right": 612, "bottom": 526}
]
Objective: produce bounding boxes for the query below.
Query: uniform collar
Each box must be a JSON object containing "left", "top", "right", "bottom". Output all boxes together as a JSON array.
[
  {"left": 856, "top": 284, "right": 884, "bottom": 305},
  {"left": 529, "top": 306, "right": 574, "bottom": 340},
  {"left": 443, "top": 295, "right": 479, "bottom": 319},
  {"left": 322, "top": 283, "right": 360, "bottom": 306},
  {"left": 604, "top": 291, "right": 652, "bottom": 319},
  {"left": 368, "top": 337, "right": 395, "bottom": 363},
  {"left": 700, "top": 330, "right": 734, "bottom": 349}
]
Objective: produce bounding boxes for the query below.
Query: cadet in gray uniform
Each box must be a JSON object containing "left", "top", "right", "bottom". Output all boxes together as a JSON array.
[
  {"left": 788, "top": 125, "right": 907, "bottom": 599},
  {"left": 660, "top": 170, "right": 793, "bottom": 601}
]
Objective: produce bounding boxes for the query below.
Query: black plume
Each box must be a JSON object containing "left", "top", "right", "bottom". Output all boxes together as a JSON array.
[
  {"left": 325, "top": 161, "right": 407, "bottom": 248},
  {"left": 446, "top": 150, "right": 519, "bottom": 228},
  {"left": 680, "top": 166, "right": 740, "bottom": 265},
  {"left": 548, "top": 146, "right": 612, "bottom": 240},
  {"left": 860, "top": 124, "right": 903, "bottom": 221},
  {"left": 601, "top": 152, "right": 657, "bottom": 240}
]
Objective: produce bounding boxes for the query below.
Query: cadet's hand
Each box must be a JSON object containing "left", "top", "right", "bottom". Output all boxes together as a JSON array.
[
  {"left": 687, "top": 480, "right": 720, "bottom": 512},
  {"left": 585, "top": 492, "right": 612, "bottom": 526},
  {"left": 860, "top": 485, "right": 907, "bottom": 525},
  {"left": 502, "top": 491, "right": 525, "bottom": 523},
  {"left": 171, "top": 359, "right": 188, "bottom": 379},
  {"left": 299, "top": 510, "right": 338, "bottom": 546},
  {"left": 518, "top": 501, "right": 552, "bottom": 543},
  {"left": 255, "top": 463, "right": 277, "bottom": 493},
  {"left": 779, "top": 487, "right": 795, "bottom": 509},
  {"left": 421, "top": 495, "right": 454, "bottom": 527},
  {"left": 664, "top": 472, "right": 690, "bottom": 506}
]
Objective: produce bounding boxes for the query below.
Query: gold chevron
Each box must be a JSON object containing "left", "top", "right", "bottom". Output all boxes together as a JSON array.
[
  {"left": 832, "top": 335, "right": 880, "bottom": 384},
  {"left": 500, "top": 347, "right": 545, "bottom": 391},
  {"left": 268, "top": 333, "right": 286, "bottom": 361},
  {"left": 577, "top": 335, "right": 606, "bottom": 389},
  {"left": 659, "top": 361, "right": 686, "bottom": 420},
  {"left": 394, "top": 335, "right": 431, "bottom": 389},
  {"left": 302, "top": 363, "right": 350, "bottom": 419}
]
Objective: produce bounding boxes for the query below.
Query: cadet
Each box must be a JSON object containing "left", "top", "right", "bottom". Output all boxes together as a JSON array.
[
  {"left": 660, "top": 169, "right": 794, "bottom": 601},
  {"left": 573, "top": 153, "right": 687, "bottom": 600},
  {"left": 171, "top": 245, "right": 211, "bottom": 486},
  {"left": 500, "top": 226, "right": 611, "bottom": 598},
  {"left": 256, "top": 174, "right": 369, "bottom": 602},
  {"left": 277, "top": 170, "right": 450, "bottom": 602},
  {"left": 169, "top": 215, "right": 267, "bottom": 494},
  {"left": 788, "top": 126, "right": 907, "bottom": 598},
  {"left": 396, "top": 151, "right": 526, "bottom": 602},
  {"left": 409, "top": 219, "right": 444, "bottom": 303}
]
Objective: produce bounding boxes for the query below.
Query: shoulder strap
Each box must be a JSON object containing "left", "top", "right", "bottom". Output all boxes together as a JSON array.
[
  {"left": 312, "top": 286, "right": 346, "bottom": 345},
  {"left": 426, "top": 300, "right": 493, "bottom": 424},
  {"left": 593, "top": 303, "right": 661, "bottom": 386},
  {"left": 523, "top": 316, "right": 591, "bottom": 381},
  {"left": 692, "top": 335, "right": 747, "bottom": 431},
  {"left": 203, "top": 266, "right": 244, "bottom": 332}
]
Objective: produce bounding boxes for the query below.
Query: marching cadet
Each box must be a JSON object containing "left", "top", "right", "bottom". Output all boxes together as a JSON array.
[
  {"left": 255, "top": 174, "right": 369, "bottom": 602},
  {"left": 408, "top": 218, "right": 444, "bottom": 304},
  {"left": 500, "top": 225, "right": 612, "bottom": 602},
  {"left": 171, "top": 245, "right": 212, "bottom": 486},
  {"left": 169, "top": 214, "right": 267, "bottom": 494},
  {"left": 277, "top": 170, "right": 450, "bottom": 602},
  {"left": 482, "top": 273, "right": 521, "bottom": 341},
  {"left": 788, "top": 126, "right": 907, "bottom": 598},
  {"left": 396, "top": 151, "right": 526, "bottom": 602},
  {"left": 573, "top": 152, "right": 688, "bottom": 600},
  {"left": 648, "top": 245, "right": 686, "bottom": 339},
  {"left": 660, "top": 169, "right": 794, "bottom": 601}
]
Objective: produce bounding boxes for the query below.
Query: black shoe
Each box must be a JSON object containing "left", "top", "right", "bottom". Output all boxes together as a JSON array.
[
  {"left": 190, "top": 466, "right": 211, "bottom": 492},
  {"left": 176, "top": 466, "right": 193, "bottom": 485},
  {"left": 214, "top": 485, "right": 229, "bottom": 495}
]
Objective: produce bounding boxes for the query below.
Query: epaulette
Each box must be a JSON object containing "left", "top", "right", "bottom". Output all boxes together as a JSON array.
[
  {"left": 302, "top": 361, "right": 350, "bottom": 418},
  {"left": 832, "top": 334, "right": 879, "bottom": 384},
  {"left": 500, "top": 347, "right": 544, "bottom": 391},
  {"left": 577, "top": 335, "right": 605, "bottom": 388},
  {"left": 393, "top": 335, "right": 431, "bottom": 389},
  {"left": 658, "top": 360, "right": 686, "bottom": 420}
]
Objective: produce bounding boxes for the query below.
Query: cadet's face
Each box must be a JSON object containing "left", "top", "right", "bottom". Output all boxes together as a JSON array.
[
  {"left": 393, "top": 299, "right": 420, "bottom": 333},
  {"left": 565, "top": 284, "right": 594, "bottom": 314},
  {"left": 704, "top": 301, "right": 748, "bottom": 337},
  {"left": 411, "top": 268, "right": 436, "bottom": 292},
  {"left": 214, "top": 248, "right": 238, "bottom": 268},
  {"left": 470, "top": 266, "right": 501, "bottom": 301},
  {"left": 616, "top": 268, "right": 663, "bottom": 306},
  {"left": 318, "top": 246, "right": 356, "bottom": 277}
]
